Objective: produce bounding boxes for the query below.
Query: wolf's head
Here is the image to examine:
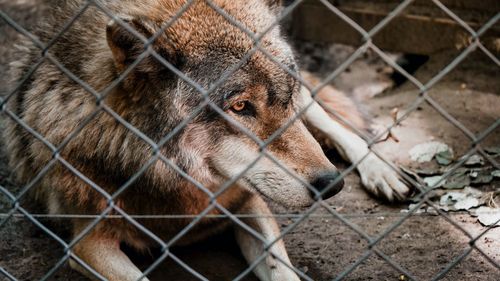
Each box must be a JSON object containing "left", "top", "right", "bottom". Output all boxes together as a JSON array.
[{"left": 105, "top": 0, "right": 343, "bottom": 207}]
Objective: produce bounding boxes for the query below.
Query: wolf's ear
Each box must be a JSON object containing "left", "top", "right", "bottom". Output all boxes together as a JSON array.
[
  {"left": 264, "top": 0, "right": 284, "bottom": 14},
  {"left": 106, "top": 16, "right": 151, "bottom": 70},
  {"left": 106, "top": 16, "right": 177, "bottom": 72}
]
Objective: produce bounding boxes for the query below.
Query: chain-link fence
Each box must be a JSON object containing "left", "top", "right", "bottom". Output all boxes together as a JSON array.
[{"left": 0, "top": 0, "right": 499, "bottom": 280}]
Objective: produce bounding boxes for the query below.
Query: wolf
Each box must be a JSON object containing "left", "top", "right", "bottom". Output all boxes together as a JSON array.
[{"left": 3, "top": 0, "right": 410, "bottom": 280}]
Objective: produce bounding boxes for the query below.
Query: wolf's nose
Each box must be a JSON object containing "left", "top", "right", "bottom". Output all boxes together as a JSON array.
[{"left": 310, "top": 171, "right": 344, "bottom": 200}]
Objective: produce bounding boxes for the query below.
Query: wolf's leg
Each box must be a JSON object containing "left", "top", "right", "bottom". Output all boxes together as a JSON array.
[
  {"left": 234, "top": 195, "right": 300, "bottom": 281},
  {"left": 69, "top": 225, "right": 149, "bottom": 281},
  {"left": 297, "top": 87, "right": 410, "bottom": 201}
]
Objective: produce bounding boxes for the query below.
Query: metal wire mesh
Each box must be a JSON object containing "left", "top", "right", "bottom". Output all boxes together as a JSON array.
[{"left": 0, "top": 0, "right": 499, "bottom": 280}]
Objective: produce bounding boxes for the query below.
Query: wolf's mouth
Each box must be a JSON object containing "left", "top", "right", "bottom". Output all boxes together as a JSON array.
[
  {"left": 241, "top": 176, "right": 312, "bottom": 208},
  {"left": 242, "top": 176, "right": 276, "bottom": 201}
]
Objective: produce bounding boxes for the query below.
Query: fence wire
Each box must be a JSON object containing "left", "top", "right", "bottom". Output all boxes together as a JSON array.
[{"left": 0, "top": 0, "right": 499, "bottom": 281}]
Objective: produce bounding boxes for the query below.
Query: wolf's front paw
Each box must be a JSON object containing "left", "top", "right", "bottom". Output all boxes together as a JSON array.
[
  {"left": 357, "top": 155, "right": 410, "bottom": 201},
  {"left": 270, "top": 267, "right": 301, "bottom": 281},
  {"left": 265, "top": 255, "right": 301, "bottom": 281}
]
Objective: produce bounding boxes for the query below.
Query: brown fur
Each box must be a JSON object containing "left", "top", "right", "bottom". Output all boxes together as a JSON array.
[
  {"left": 301, "top": 72, "right": 367, "bottom": 130},
  {"left": 2, "top": 0, "right": 367, "bottom": 280},
  {"left": 300, "top": 72, "right": 368, "bottom": 150},
  {"left": 4, "top": 0, "right": 335, "bottom": 244}
]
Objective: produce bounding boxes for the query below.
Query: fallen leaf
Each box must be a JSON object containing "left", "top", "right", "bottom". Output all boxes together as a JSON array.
[
  {"left": 471, "top": 174, "right": 493, "bottom": 185},
  {"left": 463, "top": 186, "right": 484, "bottom": 197},
  {"left": 439, "top": 192, "right": 464, "bottom": 206},
  {"left": 485, "top": 146, "right": 500, "bottom": 155},
  {"left": 454, "top": 197, "right": 481, "bottom": 210},
  {"left": 464, "top": 154, "right": 484, "bottom": 166},
  {"left": 435, "top": 150, "right": 453, "bottom": 166},
  {"left": 409, "top": 141, "right": 452, "bottom": 163},
  {"left": 491, "top": 170, "right": 500, "bottom": 178},
  {"left": 424, "top": 175, "right": 446, "bottom": 188},
  {"left": 439, "top": 187, "right": 485, "bottom": 211},
  {"left": 469, "top": 168, "right": 495, "bottom": 185},
  {"left": 443, "top": 172, "right": 470, "bottom": 189},
  {"left": 470, "top": 207, "right": 500, "bottom": 227}
]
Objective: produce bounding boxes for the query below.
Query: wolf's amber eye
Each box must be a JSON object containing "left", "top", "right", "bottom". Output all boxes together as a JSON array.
[
  {"left": 231, "top": 101, "right": 246, "bottom": 112},
  {"left": 228, "top": 100, "right": 256, "bottom": 117}
]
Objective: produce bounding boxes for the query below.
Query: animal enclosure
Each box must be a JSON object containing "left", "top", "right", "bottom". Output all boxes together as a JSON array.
[{"left": 0, "top": 0, "right": 499, "bottom": 281}]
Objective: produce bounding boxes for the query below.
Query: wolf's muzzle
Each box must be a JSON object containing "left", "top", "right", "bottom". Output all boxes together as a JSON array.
[{"left": 310, "top": 171, "right": 344, "bottom": 200}]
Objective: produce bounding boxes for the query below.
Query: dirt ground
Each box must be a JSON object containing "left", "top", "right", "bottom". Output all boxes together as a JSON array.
[{"left": 0, "top": 1, "right": 499, "bottom": 281}]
